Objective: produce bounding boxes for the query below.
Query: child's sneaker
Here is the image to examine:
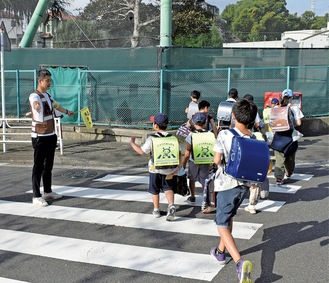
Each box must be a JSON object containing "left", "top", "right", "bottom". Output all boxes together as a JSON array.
[
  {"left": 152, "top": 209, "right": 160, "bottom": 218},
  {"left": 166, "top": 205, "right": 176, "bottom": 221},
  {"left": 44, "top": 191, "right": 62, "bottom": 200},
  {"left": 260, "top": 190, "right": 269, "bottom": 199},
  {"left": 187, "top": 196, "right": 196, "bottom": 204},
  {"left": 236, "top": 259, "right": 253, "bottom": 283},
  {"left": 202, "top": 206, "right": 212, "bottom": 214},
  {"left": 244, "top": 204, "right": 257, "bottom": 214},
  {"left": 32, "top": 197, "right": 48, "bottom": 207},
  {"left": 210, "top": 247, "right": 226, "bottom": 264},
  {"left": 276, "top": 178, "right": 284, "bottom": 185},
  {"left": 285, "top": 173, "right": 292, "bottom": 179}
]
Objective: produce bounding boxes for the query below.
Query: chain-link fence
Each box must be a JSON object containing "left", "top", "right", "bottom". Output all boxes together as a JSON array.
[{"left": 1, "top": 65, "right": 328, "bottom": 129}]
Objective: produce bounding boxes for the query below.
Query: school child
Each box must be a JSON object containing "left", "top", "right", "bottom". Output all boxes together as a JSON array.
[
  {"left": 217, "top": 88, "right": 238, "bottom": 130},
  {"left": 271, "top": 97, "right": 279, "bottom": 107},
  {"left": 182, "top": 112, "right": 216, "bottom": 205},
  {"left": 130, "top": 113, "right": 180, "bottom": 221},
  {"left": 187, "top": 100, "right": 218, "bottom": 138},
  {"left": 211, "top": 99, "right": 256, "bottom": 283},
  {"left": 185, "top": 90, "right": 201, "bottom": 119},
  {"left": 243, "top": 94, "right": 261, "bottom": 131},
  {"left": 271, "top": 89, "right": 304, "bottom": 185}
]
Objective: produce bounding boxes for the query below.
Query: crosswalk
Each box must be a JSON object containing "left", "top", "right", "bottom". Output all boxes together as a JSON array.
[{"left": 0, "top": 172, "right": 313, "bottom": 282}]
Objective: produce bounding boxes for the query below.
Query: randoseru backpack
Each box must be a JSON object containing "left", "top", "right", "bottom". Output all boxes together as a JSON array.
[
  {"left": 270, "top": 106, "right": 294, "bottom": 132},
  {"left": 217, "top": 101, "right": 234, "bottom": 128},
  {"left": 225, "top": 129, "right": 270, "bottom": 183}
]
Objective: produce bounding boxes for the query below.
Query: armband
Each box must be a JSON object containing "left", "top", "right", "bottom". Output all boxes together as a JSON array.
[
  {"left": 52, "top": 101, "right": 60, "bottom": 109},
  {"left": 65, "top": 109, "right": 68, "bottom": 114}
]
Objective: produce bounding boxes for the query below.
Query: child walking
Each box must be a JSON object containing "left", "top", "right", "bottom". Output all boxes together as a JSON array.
[
  {"left": 130, "top": 113, "right": 180, "bottom": 221},
  {"left": 185, "top": 90, "right": 201, "bottom": 119},
  {"left": 212, "top": 99, "right": 257, "bottom": 283},
  {"left": 182, "top": 112, "right": 215, "bottom": 206}
]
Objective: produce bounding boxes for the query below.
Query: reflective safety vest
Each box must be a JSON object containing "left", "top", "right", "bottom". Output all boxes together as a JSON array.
[
  {"left": 152, "top": 133, "right": 179, "bottom": 169},
  {"left": 191, "top": 131, "right": 216, "bottom": 164},
  {"left": 31, "top": 90, "right": 55, "bottom": 135},
  {"left": 262, "top": 108, "right": 271, "bottom": 124}
]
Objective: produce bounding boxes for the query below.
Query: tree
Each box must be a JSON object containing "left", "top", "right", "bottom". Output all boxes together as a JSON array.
[
  {"left": 80, "top": 0, "right": 160, "bottom": 47},
  {"left": 171, "top": 0, "right": 220, "bottom": 47},
  {"left": 299, "top": 11, "right": 328, "bottom": 30},
  {"left": 221, "top": 0, "right": 290, "bottom": 41},
  {"left": 79, "top": 0, "right": 221, "bottom": 48},
  {"left": 221, "top": 0, "right": 329, "bottom": 42},
  {"left": 0, "top": 0, "right": 72, "bottom": 24},
  {"left": 173, "top": 24, "right": 222, "bottom": 47},
  {"left": 311, "top": 14, "right": 328, "bottom": 29}
]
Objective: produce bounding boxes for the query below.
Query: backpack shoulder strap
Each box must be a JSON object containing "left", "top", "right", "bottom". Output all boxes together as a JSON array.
[
  {"left": 152, "top": 132, "right": 171, "bottom": 138},
  {"left": 229, "top": 128, "right": 239, "bottom": 136},
  {"left": 229, "top": 128, "right": 255, "bottom": 139}
]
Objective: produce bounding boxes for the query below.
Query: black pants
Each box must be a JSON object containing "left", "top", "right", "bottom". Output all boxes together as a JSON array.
[{"left": 31, "top": 134, "right": 57, "bottom": 198}]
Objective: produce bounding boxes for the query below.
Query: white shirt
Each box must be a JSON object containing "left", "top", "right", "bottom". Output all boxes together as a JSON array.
[
  {"left": 213, "top": 127, "right": 252, "bottom": 191},
  {"left": 187, "top": 101, "right": 199, "bottom": 119},
  {"left": 29, "top": 91, "right": 55, "bottom": 137},
  {"left": 290, "top": 105, "right": 304, "bottom": 121}
]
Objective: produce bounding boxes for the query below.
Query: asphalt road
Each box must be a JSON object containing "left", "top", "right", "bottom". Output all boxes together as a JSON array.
[{"left": 0, "top": 135, "right": 328, "bottom": 283}]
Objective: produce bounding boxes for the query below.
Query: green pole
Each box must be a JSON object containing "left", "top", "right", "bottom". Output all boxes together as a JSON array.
[
  {"left": 160, "top": 0, "right": 172, "bottom": 47},
  {"left": 19, "top": 0, "right": 50, "bottom": 48}
]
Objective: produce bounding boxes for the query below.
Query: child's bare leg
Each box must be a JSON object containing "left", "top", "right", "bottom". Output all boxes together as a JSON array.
[
  {"left": 218, "top": 220, "right": 241, "bottom": 263},
  {"left": 189, "top": 180, "right": 196, "bottom": 197},
  {"left": 152, "top": 194, "right": 160, "bottom": 209},
  {"left": 164, "top": 189, "right": 174, "bottom": 206}
]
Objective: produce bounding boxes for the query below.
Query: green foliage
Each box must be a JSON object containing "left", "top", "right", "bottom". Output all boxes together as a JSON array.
[
  {"left": 221, "top": 0, "right": 329, "bottom": 42},
  {"left": 173, "top": 9, "right": 212, "bottom": 36},
  {"left": 172, "top": 0, "right": 215, "bottom": 45},
  {"left": 173, "top": 25, "right": 222, "bottom": 47}
]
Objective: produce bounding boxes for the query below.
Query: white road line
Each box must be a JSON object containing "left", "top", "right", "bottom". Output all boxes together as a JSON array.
[
  {"left": 267, "top": 172, "right": 313, "bottom": 181},
  {"left": 270, "top": 183, "right": 301, "bottom": 194},
  {"left": 240, "top": 199, "right": 285, "bottom": 212},
  {"left": 94, "top": 174, "right": 204, "bottom": 188},
  {"left": 0, "top": 279, "right": 29, "bottom": 283},
  {"left": 95, "top": 174, "right": 310, "bottom": 192},
  {"left": 0, "top": 229, "right": 223, "bottom": 281},
  {"left": 0, "top": 200, "right": 261, "bottom": 240},
  {"left": 27, "top": 186, "right": 201, "bottom": 206}
]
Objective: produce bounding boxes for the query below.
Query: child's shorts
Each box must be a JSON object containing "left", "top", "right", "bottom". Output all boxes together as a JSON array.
[
  {"left": 215, "top": 185, "right": 248, "bottom": 228},
  {"left": 148, "top": 172, "right": 174, "bottom": 195},
  {"left": 187, "top": 160, "right": 210, "bottom": 186}
]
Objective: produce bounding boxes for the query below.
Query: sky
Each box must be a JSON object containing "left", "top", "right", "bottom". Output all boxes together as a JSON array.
[{"left": 67, "top": 0, "right": 329, "bottom": 17}]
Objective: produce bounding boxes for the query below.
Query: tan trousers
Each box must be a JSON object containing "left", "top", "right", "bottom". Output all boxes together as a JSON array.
[{"left": 274, "top": 150, "right": 296, "bottom": 179}]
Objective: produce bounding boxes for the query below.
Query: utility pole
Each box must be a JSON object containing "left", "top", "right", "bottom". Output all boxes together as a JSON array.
[
  {"left": 160, "top": 0, "right": 172, "bottom": 47},
  {"left": 19, "top": 0, "right": 50, "bottom": 48},
  {"left": 311, "top": 0, "right": 315, "bottom": 13}
]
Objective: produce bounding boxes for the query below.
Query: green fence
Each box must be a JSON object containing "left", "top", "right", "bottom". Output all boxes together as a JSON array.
[{"left": 1, "top": 65, "right": 328, "bottom": 128}]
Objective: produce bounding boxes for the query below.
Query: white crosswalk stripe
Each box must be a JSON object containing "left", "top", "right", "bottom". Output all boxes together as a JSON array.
[
  {"left": 0, "top": 278, "right": 28, "bottom": 283},
  {"left": 0, "top": 200, "right": 261, "bottom": 239},
  {"left": 27, "top": 184, "right": 286, "bottom": 213},
  {"left": 0, "top": 229, "right": 223, "bottom": 281},
  {"left": 1, "top": 172, "right": 313, "bottom": 282},
  {"left": 94, "top": 173, "right": 305, "bottom": 194},
  {"left": 267, "top": 172, "right": 314, "bottom": 181}
]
